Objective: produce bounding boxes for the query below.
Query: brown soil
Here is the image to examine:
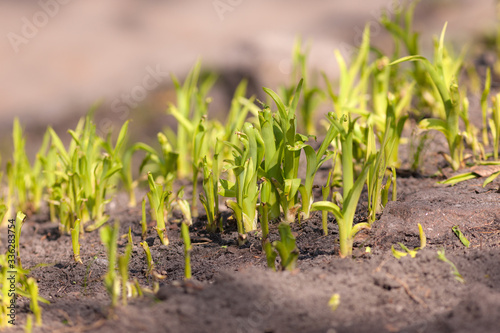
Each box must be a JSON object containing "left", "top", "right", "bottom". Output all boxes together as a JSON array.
[{"left": 1, "top": 159, "right": 499, "bottom": 333}]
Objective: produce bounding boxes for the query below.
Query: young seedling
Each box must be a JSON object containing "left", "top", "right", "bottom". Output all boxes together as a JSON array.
[
  {"left": 15, "top": 211, "right": 26, "bottom": 268},
  {"left": 140, "top": 241, "right": 154, "bottom": 278},
  {"left": 71, "top": 219, "right": 83, "bottom": 264},
  {"left": 311, "top": 113, "right": 374, "bottom": 257},
  {"left": 366, "top": 102, "right": 399, "bottom": 225},
  {"left": 437, "top": 249, "right": 464, "bottom": 283},
  {"left": 133, "top": 133, "right": 178, "bottom": 189},
  {"left": 438, "top": 161, "right": 500, "bottom": 186},
  {"left": 48, "top": 111, "right": 124, "bottom": 232},
  {"left": 176, "top": 193, "right": 194, "bottom": 280},
  {"left": 99, "top": 220, "right": 120, "bottom": 307},
  {"left": 297, "top": 122, "right": 337, "bottom": 220},
  {"left": 147, "top": 172, "right": 172, "bottom": 246},
  {"left": 391, "top": 223, "right": 426, "bottom": 259},
  {"left": 264, "top": 223, "right": 299, "bottom": 271},
  {"left": 390, "top": 23, "right": 464, "bottom": 170},
  {"left": 140, "top": 197, "right": 148, "bottom": 240},
  {"left": 282, "top": 38, "right": 324, "bottom": 135},
  {"left": 320, "top": 171, "right": 334, "bottom": 236},
  {"left": 481, "top": 68, "right": 491, "bottom": 146},
  {"left": 221, "top": 122, "right": 264, "bottom": 243},
  {"left": 118, "top": 228, "right": 133, "bottom": 305},
  {"left": 180, "top": 222, "right": 192, "bottom": 280},
  {"left": 261, "top": 80, "right": 308, "bottom": 223},
  {"left": 491, "top": 93, "right": 500, "bottom": 160},
  {"left": 25, "top": 278, "right": 42, "bottom": 326},
  {"left": 167, "top": 60, "right": 217, "bottom": 180},
  {"left": 200, "top": 156, "right": 221, "bottom": 233},
  {"left": 6, "top": 119, "right": 50, "bottom": 215},
  {"left": 452, "top": 226, "right": 470, "bottom": 248}
]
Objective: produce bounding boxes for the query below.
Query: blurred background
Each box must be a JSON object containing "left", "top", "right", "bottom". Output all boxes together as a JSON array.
[{"left": 0, "top": 0, "right": 495, "bottom": 154}]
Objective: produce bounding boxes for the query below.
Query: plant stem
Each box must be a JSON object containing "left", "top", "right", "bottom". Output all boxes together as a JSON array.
[{"left": 181, "top": 222, "right": 192, "bottom": 280}]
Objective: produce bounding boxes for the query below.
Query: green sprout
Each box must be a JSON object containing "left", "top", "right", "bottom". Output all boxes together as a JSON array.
[
  {"left": 180, "top": 221, "right": 192, "bottom": 280},
  {"left": 140, "top": 197, "right": 148, "bottom": 240},
  {"left": 147, "top": 172, "right": 172, "bottom": 246},
  {"left": 320, "top": 171, "right": 334, "bottom": 236},
  {"left": 282, "top": 38, "right": 324, "bottom": 135},
  {"left": 438, "top": 161, "right": 500, "bottom": 187},
  {"left": 437, "top": 249, "right": 464, "bottom": 283},
  {"left": 452, "top": 226, "right": 470, "bottom": 248},
  {"left": 48, "top": 111, "right": 123, "bottom": 232},
  {"left": 99, "top": 220, "right": 120, "bottom": 307},
  {"left": 391, "top": 223, "right": 426, "bottom": 259},
  {"left": 140, "top": 241, "right": 154, "bottom": 278},
  {"left": 262, "top": 80, "right": 308, "bottom": 223},
  {"left": 118, "top": 228, "right": 133, "bottom": 305},
  {"left": 133, "top": 132, "right": 177, "bottom": 189},
  {"left": 390, "top": 23, "right": 464, "bottom": 170},
  {"left": 264, "top": 223, "right": 299, "bottom": 271},
  {"left": 328, "top": 294, "right": 340, "bottom": 312},
  {"left": 6, "top": 119, "right": 50, "bottom": 216},
  {"left": 297, "top": 121, "right": 337, "bottom": 220},
  {"left": 71, "top": 219, "right": 83, "bottom": 264},
  {"left": 15, "top": 211, "right": 26, "bottom": 268},
  {"left": 481, "top": 68, "right": 491, "bottom": 146},
  {"left": 491, "top": 93, "right": 500, "bottom": 160},
  {"left": 366, "top": 102, "right": 399, "bottom": 225},
  {"left": 221, "top": 122, "right": 263, "bottom": 244},
  {"left": 25, "top": 278, "right": 42, "bottom": 326},
  {"left": 311, "top": 113, "right": 374, "bottom": 258},
  {"left": 199, "top": 154, "right": 221, "bottom": 233},
  {"left": 167, "top": 60, "right": 217, "bottom": 182}
]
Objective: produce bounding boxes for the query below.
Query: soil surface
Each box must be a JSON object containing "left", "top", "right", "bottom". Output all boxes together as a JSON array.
[{"left": 1, "top": 159, "right": 499, "bottom": 333}]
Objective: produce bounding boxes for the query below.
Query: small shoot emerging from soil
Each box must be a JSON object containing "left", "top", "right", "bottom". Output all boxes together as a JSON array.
[
  {"left": 26, "top": 277, "right": 42, "bottom": 326},
  {"left": 7, "top": 119, "right": 50, "bottom": 216},
  {"left": 264, "top": 223, "right": 299, "bottom": 271},
  {"left": 199, "top": 142, "right": 222, "bottom": 233},
  {"left": 176, "top": 191, "right": 193, "bottom": 279},
  {"left": 15, "top": 211, "right": 26, "bottom": 268},
  {"left": 141, "top": 197, "right": 147, "bottom": 240},
  {"left": 147, "top": 172, "right": 172, "bottom": 246},
  {"left": 140, "top": 241, "right": 154, "bottom": 279},
  {"left": 392, "top": 223, "right": 426, "bottom": 259},
  {"left": 437, "top": 249, "right": 464, "bottom": 283},
  {"left": 100, "top": 220, "right": 120, "bottom": 307},
  {"left": 71, "top": 219, "right": 83, "bottom": 264},
  {"left": 181, "top": 222, "right": 192, "bottom": 280},
  {"left": 258, "top": 80, "right": 307, "bottom": 223},
  {"left": 221, "top": 122, "right": 263, "bottom": 244},
  {"left": 328, "top": 293, "right": 340, "bottom": 312},
  {"left": 366, "top": 102, "right": 400, "bottom": 225},
  {"left": 118, "top": 228, "right": 133, "bottom": 306},
  {"left": 297, "top": 119, "right": 337, "bottom": 220},
  {"left": 311, "top": 113, "right": 374, "bottom": 258},
  {"left": 390, "top": 23, "right": 464, "bottom": 170},
  {"left": 490, "top": 93, "right": 500, "bottom": 160},
  {"left": 320, "top": 171, "right": 333, "bottom": 236},
  {"left": 451, "top": 226, "right": 470, "bottom": 248}
]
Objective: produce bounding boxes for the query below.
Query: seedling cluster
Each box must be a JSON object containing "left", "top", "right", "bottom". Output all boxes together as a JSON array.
[{"left": 0, "top": 2, "right": 499, "bottom": 327}]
